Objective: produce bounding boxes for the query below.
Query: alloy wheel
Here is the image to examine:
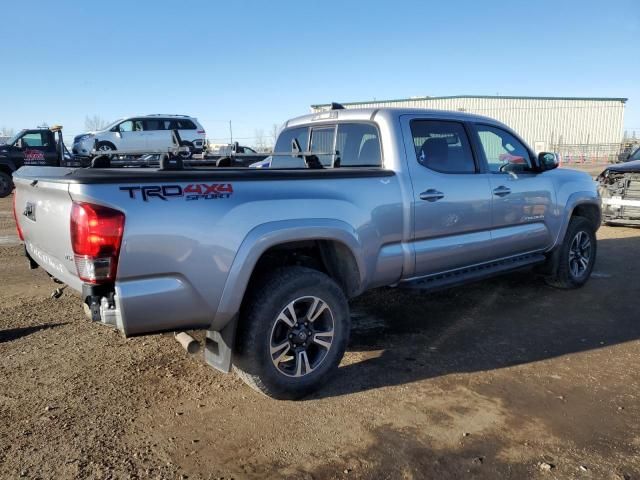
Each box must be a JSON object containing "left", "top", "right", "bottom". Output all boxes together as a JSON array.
[
  {"left": 569, "top": 230, "right": 591, "bottom": 278},
  {"left": 269, "top": 296, "right": 335, "bottom": 378}
]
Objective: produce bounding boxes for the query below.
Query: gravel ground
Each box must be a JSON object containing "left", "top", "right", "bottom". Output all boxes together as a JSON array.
[{"left": 0, "top": 194, "right": 639, "bottom": 480}]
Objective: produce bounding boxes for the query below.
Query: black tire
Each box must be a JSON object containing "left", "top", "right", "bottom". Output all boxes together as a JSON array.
[
  {"left": 545, "top": 216, "right": 597, "bottom": 289},
  {"left": 179, "top": 142, "right": 193, "bottom": 159},
  {"left": 0, "top": 171, "right": 13, "bottom": 198},
  {"left": 95, "top": 141, "right": 116, "bottom": 152},
  {"left": 233, "top": 266, "right": 350, "bottom": 400}
]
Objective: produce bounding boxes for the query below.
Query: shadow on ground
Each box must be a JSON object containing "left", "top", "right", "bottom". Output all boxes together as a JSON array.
[
  {"left": 312, "top": 235, "right": 640, "bottom": 400},
  {"left": 0, "top": 323, "right": 67, "bottom": 343}
]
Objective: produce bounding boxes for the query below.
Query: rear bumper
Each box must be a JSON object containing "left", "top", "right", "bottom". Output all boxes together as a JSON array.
[
  {"left": 82, "top": 275, "right": 214, "bottom": 336},
  {"left": 26, "top": 243, "right": 215, "bottom": 337}
]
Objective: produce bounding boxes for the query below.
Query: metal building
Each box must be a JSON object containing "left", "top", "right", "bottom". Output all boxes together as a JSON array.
[{"left": 311, "top": 95, "right": 627, "bottom": 161}]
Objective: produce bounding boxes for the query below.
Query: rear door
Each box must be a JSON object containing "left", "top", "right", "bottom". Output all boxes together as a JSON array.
[
  {"left": 470, "top": 123, "right": 555, "bottom": 256},
  {"left": 400, "top": 116, "right": 494, "bottom": 276},
  {"left": 144, "top": 118, "right": 171, "bottom": 151}
]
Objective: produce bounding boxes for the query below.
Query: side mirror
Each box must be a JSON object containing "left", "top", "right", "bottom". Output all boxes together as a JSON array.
[
  {"left": 15, "top": 138, "right": 23, "bottom": 149},
  {"left": 538, "top": 152, "right": 559, "bottom": 171}
]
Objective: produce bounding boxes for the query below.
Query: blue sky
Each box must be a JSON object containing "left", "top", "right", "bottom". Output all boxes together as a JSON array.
[{"left": 0, "top": 0, "right": 638, "bottom": 143}]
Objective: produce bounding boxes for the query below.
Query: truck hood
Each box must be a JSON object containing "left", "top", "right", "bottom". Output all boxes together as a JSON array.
[
  {"left": 602, "top": 160, "right": 640, "bottom": 173},
  {"left": 0, "top": 144, "right": 14, "bottom": 156}
]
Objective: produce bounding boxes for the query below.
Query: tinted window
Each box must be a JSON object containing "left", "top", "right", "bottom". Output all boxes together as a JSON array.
[
  {"left": 410, "top": 120, "right": 475, "bottom": 173},
  {"left": 630, "top": 147, "right": 640, "bottom": 162},
  {"left": 310, "top": 127, "right": 335, "bottom": 167},
  {"left": 144, "top": 119, "right": 164, "bottom": 130},
  {"left": 271, "top": 127, "right": 309, "bottom": 168},
  {"left": 335, "top": 123, "right": 381, "bottom": 167},
  {"left": 161, "top": 119, "right": 196, "bottom": 130},
  {"left": 476, "top": 125, "right": 531, "bottom": 173},
  {"left": 176, "top": 119, "right": 196, "bottom": 130}
]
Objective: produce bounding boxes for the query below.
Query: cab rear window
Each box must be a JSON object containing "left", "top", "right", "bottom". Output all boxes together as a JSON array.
[{"left": 271, "top": 123, "right": 381, "bottom": 168}]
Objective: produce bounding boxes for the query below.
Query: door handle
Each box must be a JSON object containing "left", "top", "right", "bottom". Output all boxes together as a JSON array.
[
  {"left": 419, "top": 189, "right": 444, "bottom": 202},
  {"left": 493, "top": 186, "right": 511, "bottom": 197}
]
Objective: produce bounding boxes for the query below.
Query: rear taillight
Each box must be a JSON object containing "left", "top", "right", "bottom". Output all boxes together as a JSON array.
[
  {"left": 70, "top": 202, "right": 125, "bottom": 284},
  {"left": 12, "top": 194, "right": 24, "bottom": 241}
]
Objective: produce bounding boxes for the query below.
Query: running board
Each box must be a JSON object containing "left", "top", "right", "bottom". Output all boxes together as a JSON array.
[{"left": 400, "top": 253, "right": 546, "bottom": 292}]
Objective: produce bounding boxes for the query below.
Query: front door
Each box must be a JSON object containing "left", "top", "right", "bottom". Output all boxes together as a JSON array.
[
  {"left": 471, "top": 123, "right": 555, "bottom": 257},
  {"left": 117, "top": 119, "right": 145, "bottom": 152},
  {"left": 401, "top": 117, "right": 494, "bottom": 277},
  {"left": 15, "top": 131, "right": 56, "bottom": 166}
]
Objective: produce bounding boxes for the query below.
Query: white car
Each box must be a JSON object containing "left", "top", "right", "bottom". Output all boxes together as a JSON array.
[{"left": 72, "top": 115, "right": 206, "bottom": 158}]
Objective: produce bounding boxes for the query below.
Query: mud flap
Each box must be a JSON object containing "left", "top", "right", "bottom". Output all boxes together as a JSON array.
[
  {"left": 534, "top": 247, "right": 559, "bottom": 277},
  {"left": 204, "top": 317, "right": 237, "bottom": 373}
]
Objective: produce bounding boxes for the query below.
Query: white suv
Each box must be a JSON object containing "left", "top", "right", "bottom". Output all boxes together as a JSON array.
[{"left": 72, "top": 115, "right": 206, "bottom": 158}]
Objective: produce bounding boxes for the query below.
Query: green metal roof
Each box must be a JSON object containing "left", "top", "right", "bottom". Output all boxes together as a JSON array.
[{"left": 311, "top": 95, "right": 628, "bottom": 108}]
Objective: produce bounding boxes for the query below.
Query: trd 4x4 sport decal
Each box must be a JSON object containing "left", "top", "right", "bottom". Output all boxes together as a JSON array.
[{"left": 120, "top": 183, "right": 233, "bottom": 201}]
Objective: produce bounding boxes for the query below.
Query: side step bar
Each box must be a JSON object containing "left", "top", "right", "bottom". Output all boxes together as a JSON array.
[{"left": 400, "top": 253, "right": 546, "bottom": 292}]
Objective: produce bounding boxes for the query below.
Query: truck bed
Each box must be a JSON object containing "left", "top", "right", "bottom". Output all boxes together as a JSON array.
[{"left": 13, "top": 165, "right": 404, "bottom": 337}]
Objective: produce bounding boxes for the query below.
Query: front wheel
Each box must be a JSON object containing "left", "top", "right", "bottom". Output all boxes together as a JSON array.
[
  {"left": 95, "top": 141, "right": 116, "bottom": 153},
  {"left": 545, "top": 216, "right": 597, "bottom": 289},
  {"left": 233, "top": 267, "right": 350, "bottom": 400},
  {"left": 0, "top": 171, "right": 13, "bottom": 198}
]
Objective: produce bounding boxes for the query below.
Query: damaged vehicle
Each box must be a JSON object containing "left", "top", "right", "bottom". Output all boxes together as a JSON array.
[
  {"left": 598, "top": 150, "right": 640, "bottom": 225},
  {"left": 13, "top": 107, "right": 601, "bottom": 399}
]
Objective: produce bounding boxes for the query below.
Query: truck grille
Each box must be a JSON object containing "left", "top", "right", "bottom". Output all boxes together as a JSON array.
[
  {"left": 600, "top": 172, "right": 640, "bottom": 221},
  {"left": 622, "top": 179, "right": 640, "bottom": 218}
]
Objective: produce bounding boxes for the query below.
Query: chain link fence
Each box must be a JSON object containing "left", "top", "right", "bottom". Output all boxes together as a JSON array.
[{"left": 552, "top": 142, "right": 639, "bottom": 165}]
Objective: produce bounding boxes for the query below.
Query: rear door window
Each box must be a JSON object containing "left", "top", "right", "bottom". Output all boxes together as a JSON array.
[
  {"left": 144, "top": 119, "right": 164, "bottom": 131},
  {"left": 410, "top": 120, "right": 476, "bottom": 173}
]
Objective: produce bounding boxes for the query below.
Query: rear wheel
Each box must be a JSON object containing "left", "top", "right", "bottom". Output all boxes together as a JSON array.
[
  {"left": 545, "top": 216, "right": 596, "bottom": 289},
  {"left": 233, "top": 267, "right": 350, "bottom": 400},
  {"left": 179, "top": 141, "right": 194, "bottom": 159},
  {"left": 0, "top": 171, "right": 13, "bottom": 198}
]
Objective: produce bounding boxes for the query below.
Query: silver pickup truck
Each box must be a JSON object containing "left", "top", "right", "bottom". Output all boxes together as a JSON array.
[{"left": 12, "top": 108, "right": 600, "bottom": 399}]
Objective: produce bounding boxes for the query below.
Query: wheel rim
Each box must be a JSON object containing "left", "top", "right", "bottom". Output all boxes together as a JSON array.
[
  {"left": 179, "top": 148, "right": 192, "bottom": 159},
  {"left": 98, "top": 145, "right": 113, "bottom": 152},
  {"left": 569, "top": 230, "right": 591, "bottom": 278},
  {"left": 269, "top": 296, "right": 335, "bottom": 378}
]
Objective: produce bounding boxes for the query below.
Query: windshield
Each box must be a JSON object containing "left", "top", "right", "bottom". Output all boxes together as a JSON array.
[
  {"left": 4, "top": 130, "right": 26, "bottom": 146},
  {"left": 630, "top": 147, "right": 640, "bottom": 162},
  {"left": 98, "top": 119, "right": 123, "bottom": 132}
]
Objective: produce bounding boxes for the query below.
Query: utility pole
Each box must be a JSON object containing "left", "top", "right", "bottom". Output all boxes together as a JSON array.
[{"left": 229, "top": 120, "right": 233, "bottom": 144}]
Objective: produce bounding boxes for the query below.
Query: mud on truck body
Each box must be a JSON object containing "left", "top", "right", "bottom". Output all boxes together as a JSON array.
[{"left": 12, "top": 107, "right": 601, "bottom": 399}]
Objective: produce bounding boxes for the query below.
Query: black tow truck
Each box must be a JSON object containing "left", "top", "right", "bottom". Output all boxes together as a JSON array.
[{"left": 0, "top": 126, "right": 82, "bottom": 197}]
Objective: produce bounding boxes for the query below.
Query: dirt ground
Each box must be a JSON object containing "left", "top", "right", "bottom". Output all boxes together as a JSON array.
[{"left": 0, "top": 191, "right": 639, "bottom": 480}]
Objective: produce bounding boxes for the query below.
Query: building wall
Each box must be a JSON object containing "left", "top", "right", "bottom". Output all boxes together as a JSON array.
[{"left": 311, "top": 96, "right": 626, "bottom": 153}]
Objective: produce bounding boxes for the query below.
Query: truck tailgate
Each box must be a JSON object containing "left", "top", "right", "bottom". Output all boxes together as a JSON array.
[{"left": 13, "top": 169, "right": 82, "bottom": 291}]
